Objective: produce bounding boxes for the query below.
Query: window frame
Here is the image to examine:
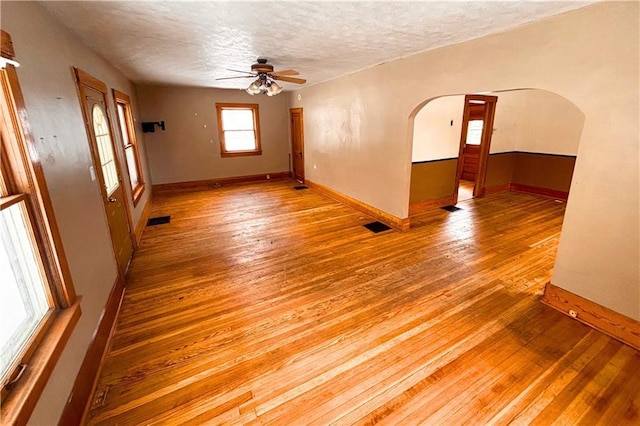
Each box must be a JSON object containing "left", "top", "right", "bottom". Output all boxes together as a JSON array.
[
  {"left": 112, "top": 89, "right": 145, "bottom": 206},
  {"left": 215, "top": 103, "right": 262, "bottom": 157},
  {"left": 0, "top": 30, "right": 80, "bottom": 425}
]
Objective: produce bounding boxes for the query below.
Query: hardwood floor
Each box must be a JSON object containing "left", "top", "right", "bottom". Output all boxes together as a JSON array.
[
  {"left": 458, "top": 179, "right": 474, "bottom": 202},
  {"left": 86, "top": 181, "right": 639, "bottom": 425}
]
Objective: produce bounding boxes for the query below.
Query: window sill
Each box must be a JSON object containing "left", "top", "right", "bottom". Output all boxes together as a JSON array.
[
  {"left": 0, "top": 297, "right": 82, "bottom": 425},
  {"left": 132, "top": 184, "right": 145, "bottom": 207},
  {"left": 220, "top": 150, "right": 262, "bottom": 158}
]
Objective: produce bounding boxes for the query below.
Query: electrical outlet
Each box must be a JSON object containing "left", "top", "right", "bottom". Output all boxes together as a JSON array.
[{"left": 569, "top": 309, "right": 578, "bottom": 318}]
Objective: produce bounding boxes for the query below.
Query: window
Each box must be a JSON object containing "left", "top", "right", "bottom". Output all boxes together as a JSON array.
[
  {"left": 215, "top": 103, "right": 262, "bottom": 157},
  {"left": 465, "top": 120, "right": 484, "bottom": 145},
  {"left": 113, "top": 90, "right": 145, "bottom": 206},
  {"left": 1, "top": 30, "right": 79, "bottom": 423}
]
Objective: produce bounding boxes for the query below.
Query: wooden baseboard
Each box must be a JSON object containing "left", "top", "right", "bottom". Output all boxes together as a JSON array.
[
  {"left": 59, "top": 275, "right": 126, "bottom": 425},
  {"left": 484, "top": 183, "right": 511, "bottom": 196},
  {"left": 133, "top": 194, "right": 152, "bottom": 247},
  {"left": 541, "top": 282, "right": 640, "bottom": 351},
  {"left": 409, "top": 195, "right": 455, "bottom": 215},
  {"left": 305, "top": 180, "right": 410, "bottom": 232},
  {"left": 152, "top": 172, "right": 291, "bottom": 193},
  {"left": 510, "top": 183, "right": 568, "bottom": 200}
]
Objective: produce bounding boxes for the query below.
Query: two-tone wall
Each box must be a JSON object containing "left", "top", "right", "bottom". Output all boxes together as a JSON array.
[
  {"left": 136, "top": 85, "right": 290, "bottom": 185},
  {"left": 289, "top": 2, "right": 639, "bottom": 321},
  {"left": 1, "top": 2, "right": 152, "bottom": 422},
  {"left": 410, "top": 89, "right": 583, "bottom": 204}
]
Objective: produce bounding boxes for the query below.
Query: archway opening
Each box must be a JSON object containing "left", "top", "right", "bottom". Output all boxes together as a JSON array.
[{"left": 407, "top": 89, "right": 585, "bottom": 216}]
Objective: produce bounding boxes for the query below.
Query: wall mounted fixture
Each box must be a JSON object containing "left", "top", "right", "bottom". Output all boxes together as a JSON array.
[{"left": 142, "top": 121, "right": 165, "bottom": 133}]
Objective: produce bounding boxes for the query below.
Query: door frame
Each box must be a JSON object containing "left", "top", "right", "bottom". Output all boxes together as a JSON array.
[
  {"left": 289, "top": 107, "right": 305, "bottom": 182},
  {"left": 73, "top": 67, "right": 134, "bottom": 274},
  {"left": 453, "top": 94, "right": 498, "bottom": 203}
]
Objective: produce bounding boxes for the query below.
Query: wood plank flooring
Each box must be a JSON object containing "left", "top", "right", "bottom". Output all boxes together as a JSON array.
[{"left": 86, "top": 181, "right": 639, "bottom": 425}]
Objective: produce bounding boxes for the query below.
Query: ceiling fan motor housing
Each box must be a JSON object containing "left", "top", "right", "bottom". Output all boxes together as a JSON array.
[{"left": 251, "top": 62, "right": 274, "bottom": 74}]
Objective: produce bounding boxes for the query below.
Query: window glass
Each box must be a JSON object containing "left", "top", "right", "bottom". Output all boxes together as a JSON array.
[
  {"left": 0, "top": 200, "right": 53, "bottom": 382},
  {"left": 216, "top": 103, "right": 261, "bottom": 157},
  {"left": 221, "top": 109, "right": 254, "bottom": 131},
  {"left": 116, "top": 104, "right": 130, "bottom": 147},
  {"left": 92, "top": 105, "right": 119, "bottom": 194},
  {"left": 466, "top": 120, "right": 484, "bottom": 145}
]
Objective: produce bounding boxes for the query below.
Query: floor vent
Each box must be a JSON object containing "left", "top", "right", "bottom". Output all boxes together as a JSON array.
[
  {"left": 442, "top": 205, "right": 462, "bottom": 212},
  {"left": 364, "top": 221, "right": 392, "bottom": 233},
  {"left": 294, "top": 185, "right": 308, "bottom": 190},
  {"left": 147, "top": 216, "right": 171, "bottom": 226}
]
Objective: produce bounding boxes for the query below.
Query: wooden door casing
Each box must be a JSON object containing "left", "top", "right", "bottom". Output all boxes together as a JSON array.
[
  {"left": 290, "top": 108, "right": 304, "bottom": 183},
  {"left": 74, "top": 68, "right": 133, "bottom": 275},
  {"left": 454, "top": 95, "right": 498, "bottom": 203}
]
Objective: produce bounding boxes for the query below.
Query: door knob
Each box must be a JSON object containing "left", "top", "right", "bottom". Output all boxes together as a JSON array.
[{"left": 108, "top": 197, "right": 116, "bottom": 203}]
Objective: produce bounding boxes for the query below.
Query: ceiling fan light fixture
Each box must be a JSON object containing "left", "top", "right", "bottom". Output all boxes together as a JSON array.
[
  {"left": 266, "top": 81, "right": 283, "bottom": 96},
  {"left": 245, "top": 79, "right": 262, "bottom": 95}
]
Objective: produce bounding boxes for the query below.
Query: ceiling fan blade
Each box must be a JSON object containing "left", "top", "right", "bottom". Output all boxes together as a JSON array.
[
  {"left": 271, "top": 69, "right": 299, "bottom": 76},
  {"left": 273, "top": 76, "right": 307, "bottom": 84},
  {"left": 215, "top": 75, "right": 256, "bottom": 80},
  {"left": 226, "top": 68, "right": 256, "bottom": 75}
]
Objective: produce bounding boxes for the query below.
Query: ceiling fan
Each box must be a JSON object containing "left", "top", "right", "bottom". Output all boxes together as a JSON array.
[{"left": 216, "top": 58, "right": 306, "bottom": 96}]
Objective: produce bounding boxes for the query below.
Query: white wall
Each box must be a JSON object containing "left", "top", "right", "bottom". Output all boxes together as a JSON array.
[
  {"left": 290, "top": 2, "right": 639, "bottom": 320},
  {"left": 412, "top": 95, "right": 463, "bottom": 162},
  {"left": 2, "top": 2, "right": 152, "bottom": 422},
  {"left": 137, "top": 85, "right": 290, "bottom": 185},
  {"left": 411, "top": 89, "right": 584, "bottom": 162},
  {"left": 512, "top": 90, "right": 584, "bottom": 155}
]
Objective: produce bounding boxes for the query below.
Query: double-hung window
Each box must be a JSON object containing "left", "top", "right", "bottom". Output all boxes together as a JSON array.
[
  {"left": 1, "top": 30, "right": 79, "bottom": 423},
  {"left": 215, "top": 103, "right": 262, "bottom": 157},
  {"left": 113, "top": 89, "right": 145, "bottom": 206}
]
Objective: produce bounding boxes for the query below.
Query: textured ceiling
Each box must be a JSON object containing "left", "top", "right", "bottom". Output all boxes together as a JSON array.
[{"left": 40, "top": 1, "right": 594, "bottom": 90}]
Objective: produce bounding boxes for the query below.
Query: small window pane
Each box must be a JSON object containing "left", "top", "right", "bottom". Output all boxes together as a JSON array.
[
  {"left": 224, "top": 130, "right": 257, "bottom": 151},
  {"left": 0, "top": 201, "right": 52, "bottom": 381},
  {"left": 466, "top": 120, "right": 484, "bottom": 145},
  {"left": 125, "top": 147, "right": 139, "bottom": 186},
  {"left": 92, "top": 105, "right": 119, "bottom": 195},
  {"left": 221, "top": 109, "right": 254, "bottom": 131},
  {"left": 117, "top": 104, "right": 130, "bottom": 147}
]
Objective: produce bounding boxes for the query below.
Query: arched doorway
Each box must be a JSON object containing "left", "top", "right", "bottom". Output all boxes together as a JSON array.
[{"left": 407, "top": 89, "right": 585, "bottom": 216}]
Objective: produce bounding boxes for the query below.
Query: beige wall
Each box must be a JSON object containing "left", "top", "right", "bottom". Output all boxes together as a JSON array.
[
  {"left": 2, "top": 2, "right": 152, "bottom": 423},
  {"left": 136, "top": 85, "right": 290, "bottom": 185},
  {"left": 290, "top": 3, "right": 639, "bottom": 320}
]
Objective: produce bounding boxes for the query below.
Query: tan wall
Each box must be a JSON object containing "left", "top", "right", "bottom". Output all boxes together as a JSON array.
[
  {"left": 290, "top": 3, "right": 639, "bottom": 320},
  {"left": 409, "top": 160, "right": 457, "bottom": 203},
  {"left": 485, "top": 153, "right": 516, "bottom": 188},
  {"left": 136, "top": 85, "right": 290, "bottom": 185},
  {"left": 512, "top": 153, "right": 576, "bottom": 192},
  {"left": 1, "top": 2, "right": 152, "bottom": 423}
]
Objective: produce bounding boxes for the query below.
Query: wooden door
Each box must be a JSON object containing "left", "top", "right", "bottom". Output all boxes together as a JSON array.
[
  {"left": 454, "top": 95, "right": 498, "bottom": 203},
  {"left": 74, "top": 68, "right": 133, "bottom": 274},
  {"left": 290, "top": 108, "right": 304, "bottom": 182},
  {"left": 461, "top": 105, "right": 485, "bottom": 181}
]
